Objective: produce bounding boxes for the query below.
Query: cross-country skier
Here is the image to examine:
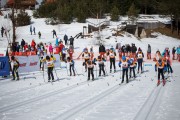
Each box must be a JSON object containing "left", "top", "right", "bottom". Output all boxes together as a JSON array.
[
  {"left": 129, "top": 58, "right": 137, "bottom": 79},
  {"left": 163, "top": 56, "right": 173, "bottom": 74},
  {"left": 42, "top": 55, "right": 55, "bottom": 82},
  {"left": 136, "top": 48, "right": 144, "bottom": 73},
  {"left": 119, "top": 56, "right": 130, "bottom": 83},
  {"left": 107, "top": 49, "right": 116, "bottom": 73},
  {"left": 96, "top": 56, "right": 106, "bottom": 77},
  {"left": 153, "top": 50, "right": 161, "bottom": 62},
  {"left": 155, "top": 58, "right": 166, "bottom": 86},
  {"left": 82, "top": 48, "right": 90, "bottom": 72},
  {"left": 86, "top": 59, "right": 96, "bottom": 80},
  {"left": 66, "top": 57, "right": 76, "bottom": 76},
  {"left": 11, "top": 56, "right": 20, "bottom": 80}
]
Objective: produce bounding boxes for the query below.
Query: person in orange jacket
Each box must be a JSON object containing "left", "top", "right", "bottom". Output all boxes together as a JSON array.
[{"left": 155, "top": 57, "right": 166, "bottom": 86}]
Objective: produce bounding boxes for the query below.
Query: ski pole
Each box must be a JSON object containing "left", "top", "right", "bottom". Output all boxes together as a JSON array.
[
  {"left": 104, "top": 64, "right": 108, "bottom": 76},
  {"left": 66, "top": 62, "right": 69, "bottom": 76},
  {"left": 54, "top": 66, "right": 59, "bottom": 80},
  {"left": 120, "top": 66, "right": 122, "bottom": 79},
  {"left": 74, "top": 66, "right": 80, "bottom": 76},
  {"left": 43, "top": 68, "right": 45, "bottom": 82},
  {"left": 95, "top": 65, "right": 97, "bottom": 79}
]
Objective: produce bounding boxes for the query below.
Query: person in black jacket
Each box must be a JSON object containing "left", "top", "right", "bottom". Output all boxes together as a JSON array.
[
  {"left": 52, "top": 29, "right": 57, "bottom": 38},
  {"left": 21, "top": 39, "right": 25, "bottom": 50},
  {"left": 99, "top": 44, "right": 106, "bottom": 58},
  {"left": 172, "top": 47, "right": 176, "bottom": 60},
  {"left": 131, "top": 43, "right": 137, "bottom": 59},
  {"left": 64, "top": 34, "right": 68, "bottom": 45},
  {"left": 69, "top": 36, "right": 74, "bottom": 47},
  {"left": 1, "top": 27, "right": 5, "bottom": 37}
]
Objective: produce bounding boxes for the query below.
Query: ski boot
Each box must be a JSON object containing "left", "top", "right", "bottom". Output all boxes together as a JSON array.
[
  {"left": 121, "top": 80, "right": 124, "bottom": 83},
  {"left": 114, "top": 69, "right": 116, "bottom": 73},
  {"left": 17, "top": 77, "right": 19, "bottom": 81},
  {"left": 110, "top": 69, "right": 112, "bottom": 73},
  {"left": 163, "top": 80, "right": 166, "bottom": 86},
  {"left": 126, "top": 80, "right": 129, "bottom": 83},
  {"left": 157, "top": 80, "right": 160, "bottom": 86}
]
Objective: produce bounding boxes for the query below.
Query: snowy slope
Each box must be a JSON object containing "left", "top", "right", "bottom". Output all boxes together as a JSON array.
[{"left": 0, "top": 10, "right": 180, "bottom": 120}]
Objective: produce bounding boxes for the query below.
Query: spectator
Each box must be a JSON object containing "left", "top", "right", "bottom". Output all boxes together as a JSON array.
[
  {"left": 49, "top": 43, "right": 53, "bottom": 55},
  {"left": 1, "top": 26, "right": 5, "bottom": 37},
  {"left": 64, "top": 34, "right": 68, "bottom": 45},
  {"left": 33, "top": 26, "right": 36, "bottom": 35},
  {"left": 30, "top": 25, "right": 32, "bottom": 35},
  {"left": 99, "top": 44, "right": 106, "bottom": 58},
  {"left": 59, "top": 41, "right": 64, "bottom": 60},
  {"left": 38, "top": 31, "right": 41, "bottom": 39},
  {"left": 131, "top": 43, "right": 137, "bottom": 59},
  {"left": 55, "top": 37, "right": 59, "bottom": 46},
  {"left": 172, "top": 47, "right": 176, "bottom": 60},
  {"left": 147, "top": 44, "right": 151, "bottom": 59},
  {"left": 21, "top": 39, "right": 25, "bottom": 50},
  {"left": 69, "top": 36, "right": 74, "bottom": 47},
  {"left": 31, "top": 40, "right": 36, "bottom": 50},
  {"left": 52, "top": 29, "right": 57, "bottom": 38}
]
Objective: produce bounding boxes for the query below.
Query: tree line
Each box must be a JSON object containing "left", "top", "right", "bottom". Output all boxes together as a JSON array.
[
  {"left": 6, "top": 0, "right": 180, "bottom": 43},
  {"left": 33, "top": 0, "right": 179, "bottom": 22}
]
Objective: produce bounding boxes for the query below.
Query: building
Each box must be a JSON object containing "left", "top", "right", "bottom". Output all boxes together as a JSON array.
[
  {"left": 7, "top": 0, "right": 36, "bottom": 8},
  {"left": 46, "top": 0, "right": 56, "bottom": 3}
]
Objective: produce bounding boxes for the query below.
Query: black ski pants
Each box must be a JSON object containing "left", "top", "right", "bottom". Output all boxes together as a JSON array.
[
  {"left": 70, "top": 64, "right": 75, "bottom": 75},
  {"left": 110, "top": 58, "right": 116, "bottom": 70},
  {"left": 99, "top": 64, "right": 105, "bottom": 76},
  {"left": 88, "top": 67, "right": 94, "bottom": 80},
  {"left": 48, "top": 67, "right": 54, "bottom": 80},
  {"left": 158, "top": 68, "right": 164, "bottom": 80},
  {"left": 130, "top": 67, "right": 135, "bottom": 78},
  {"left": 122, "top": 69, "right": 128, "bottom": 83}
]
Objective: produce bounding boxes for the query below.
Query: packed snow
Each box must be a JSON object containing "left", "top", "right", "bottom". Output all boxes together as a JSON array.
[{"left": 0, "top": 10, "right": 180, "bottom": 120}]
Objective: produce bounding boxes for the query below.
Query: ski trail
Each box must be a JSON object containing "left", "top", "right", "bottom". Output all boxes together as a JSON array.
[
  {"left": 52, "top": 82, "right": 131, "bottom": 120},
  {"left": 133, "top": 83, "right": 165, "bottom": 120},
  {"left": 0, "top": 80, "right": 90, "bottom": 113}
]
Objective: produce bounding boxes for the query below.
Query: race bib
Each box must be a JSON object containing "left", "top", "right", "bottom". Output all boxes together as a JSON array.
[{"left": 138, "top": 53, "right": 143, "bottom": 58}]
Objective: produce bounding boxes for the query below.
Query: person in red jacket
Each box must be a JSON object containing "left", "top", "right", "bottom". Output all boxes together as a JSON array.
[
  {"left": 68, "top": 45, "right": 74, "bottom": 59},
  {"left": 24, "top": 43, "right": 28, "bottom": 52},
  {"left": 31, "top": 39, "right": 36, "bottom": 50},
  {"left": 59, "top": 41, "right": 65, "bottom": 60}
]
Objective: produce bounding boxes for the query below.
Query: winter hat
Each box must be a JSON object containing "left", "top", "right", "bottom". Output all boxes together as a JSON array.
[
  {"left": 122, "top": 56, "right": 126, "bottom": 61},
  {"left": 11, "top": 56, "right": 15, "bottom": 60},
  {"left": 46, "top": 55, "right": 50, "bottom": 60},
  {"left": 67, "top": 57, "right": 70, "bottom": 60}
]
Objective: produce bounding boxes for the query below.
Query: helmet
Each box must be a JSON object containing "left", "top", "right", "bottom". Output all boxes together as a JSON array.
[{"left": 122, "top": 56, "right": 126, "bottom": 61}]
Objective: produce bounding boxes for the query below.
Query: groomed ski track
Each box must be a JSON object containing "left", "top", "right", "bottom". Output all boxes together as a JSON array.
[{"left": 0, "top": 63, "right": 179, "bottom": 120}]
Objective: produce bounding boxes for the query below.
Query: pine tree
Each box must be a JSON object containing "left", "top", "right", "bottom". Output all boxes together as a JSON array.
[
  {"left": 127, "top": 3, "right": 139, "bottom": 24},
  {"left": 111, "top": 6, "right": 119, "bottom": 21}
]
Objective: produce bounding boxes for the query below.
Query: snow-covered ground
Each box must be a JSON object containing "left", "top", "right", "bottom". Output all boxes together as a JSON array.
[{"left": 0, "top": 10, "right": 180, "bottom": 120}]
